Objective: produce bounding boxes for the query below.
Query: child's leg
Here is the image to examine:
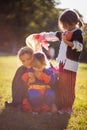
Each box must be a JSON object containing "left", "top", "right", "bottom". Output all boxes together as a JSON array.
[
  {"left": 43, "top": 88, "right": 57, "bottom": 112},
  {"left": 51, "top": 103, "right": 58, "bottom": 112},
  {"left": 12, "top": 78, "right": 28, "bottom": 105},
  {"left": 58, "top": 70, "right": 76, "bottom": 111},
  {"left": 22, "top": 98, "right": 32, "bottom": 111},
  {"left": 28, "top": 89, "right": 43, "bottom": 112}
]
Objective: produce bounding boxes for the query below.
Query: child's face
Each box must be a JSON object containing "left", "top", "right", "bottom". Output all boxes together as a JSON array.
[
  {"left": 20, "top": 53, "right": 33, "bottom": 68},
  {"left": 33, "top": 64, "right": 45, "bottom": 73},
  {"left": 33, "top": 64, "right": 45, "bottom": 79},
  {"left": 62, "top": 23, "right": 76, "bottom": 31}
]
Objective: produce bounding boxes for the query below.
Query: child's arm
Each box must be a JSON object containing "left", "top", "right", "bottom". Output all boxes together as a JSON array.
[
  {"left": 62, "top": 30, "right": 83, "bottom": 52},
  {"left": 45, "top": 32, "right": 60, "bottom": 42},
  {"left": 26, "top": 33, "right": 49, "bottom": 51},
  {"left": 26, "top": 32, "right": 60, "bottom": 51},
  {"left": 26, "top": 34, "right": 43, "bottom": 52},
  {"left": 12, "top": 66, "right": 27, "bottom": 87},
  {"left": 22, "top": 72, "right": 36, "bottom": 85},
  {"left": 22, "top": 73, "right": 29, "bottom": 83},
  {"left": 27, "top": 72, "right": 36, "bottom": 84}
]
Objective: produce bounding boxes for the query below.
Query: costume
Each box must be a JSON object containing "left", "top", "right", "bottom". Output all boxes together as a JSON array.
[
  {"left": 45, "top": 28, "right": 83, "bottom": 111},
  {"left": 56, "top": 28, "right": 83, "bottom": 111},
  {"left": 22, "top": 68, "right": 56, "bottom": 112}
]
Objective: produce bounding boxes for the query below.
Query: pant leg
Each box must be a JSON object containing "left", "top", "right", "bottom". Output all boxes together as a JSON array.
[
  {"left": 57, "top": 69, "right": 76, "bottom": 109},
  {"left": 44, "top": 88, "right": 56, "bottom": 106},
  {"left": 12, "top": 78, "right": 28, "bottom": 105},
  {"left": 12, "top": 66, "right": 27, "bottom": 105},
  {"left": 28, "top": 89, "right": 43, "bottom": 111}
]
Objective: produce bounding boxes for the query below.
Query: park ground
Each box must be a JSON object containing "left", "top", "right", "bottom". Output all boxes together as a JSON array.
[{"left": 0, "top": 56, "right": 87, "bottom": 130}]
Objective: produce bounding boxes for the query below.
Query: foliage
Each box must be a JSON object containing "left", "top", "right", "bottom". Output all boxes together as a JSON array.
[
  {"left": 0, "top": 56, "right": 87, "bottom": 130},
  {"left": 0, "top": 0, "right": 87, "bottom": 61},
  {"left": 0, "top": 0, "right": 60, "bottom": 47},
  {"left": 83, "top": 23, "right": 87, "bottom": 45}
]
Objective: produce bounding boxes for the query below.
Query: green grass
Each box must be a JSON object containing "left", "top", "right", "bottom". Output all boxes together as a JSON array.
[{"left": 0, "top": 56, "right": 87, "bottom": 130}]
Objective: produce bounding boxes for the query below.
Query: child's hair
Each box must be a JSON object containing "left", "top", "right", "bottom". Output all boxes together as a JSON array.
[
  {"left": 18, "top": 46, "right": 33, "bottom": 58},
  {"left": 32, "top": 52, "right": 47, "bottom": 68},
  {"left": 58, "top": 9, "right": 83, "bottom": 29}
]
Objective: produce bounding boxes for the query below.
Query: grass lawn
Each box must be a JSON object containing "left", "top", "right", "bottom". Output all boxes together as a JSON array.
[{"left": 0, "top": 56, "right": 87, "bottom": 130}]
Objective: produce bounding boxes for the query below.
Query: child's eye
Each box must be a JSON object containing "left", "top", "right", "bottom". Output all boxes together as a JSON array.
[{"left": 21, "top": 60, "right": 25, "bottom": 63}]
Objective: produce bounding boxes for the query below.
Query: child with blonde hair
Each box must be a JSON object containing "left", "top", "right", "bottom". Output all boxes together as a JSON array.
[{"left": 22, "top": 52, "right": 57, "bottom": 113}]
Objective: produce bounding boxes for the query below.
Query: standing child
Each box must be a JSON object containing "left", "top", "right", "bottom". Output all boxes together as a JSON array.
[
  {"left": 56, "top": 9, "right": 84, "bottom": 114},
  {"left": 5, "top": 46, "right": 34, "bottom": 109},
  {"left": 22, "top": 52, "right": 57, "bottom": 113},
  {"left": 26, "top": 9, "right": 84, "bottom": 114}
]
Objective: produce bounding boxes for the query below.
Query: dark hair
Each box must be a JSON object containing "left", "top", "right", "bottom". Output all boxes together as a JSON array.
[
  {"left": 18, "top": 46, "right": 33, "bottom": 57},
  {"left": 59, "top": 9, "right": 83, "bottom": 28}
]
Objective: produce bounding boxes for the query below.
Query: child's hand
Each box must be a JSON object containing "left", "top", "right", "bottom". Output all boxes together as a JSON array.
[
  {"left": 62, "top": 32, "right": 73, "bottom": 47},
  {"left": 62, "top": 31, "right": 72, "bottom": 42},
  {"left": 28, "top": 72, "right": 36, "bottom": 84}
]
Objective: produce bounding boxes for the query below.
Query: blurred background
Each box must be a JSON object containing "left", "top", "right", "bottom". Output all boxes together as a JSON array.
[{"left": 0, "top": 0, "right": 87, "bottom": 62}]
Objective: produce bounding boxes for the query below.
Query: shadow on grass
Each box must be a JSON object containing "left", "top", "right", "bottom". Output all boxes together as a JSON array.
[{"left": 0, "top": 107, "right": 71, "bottom": 130}]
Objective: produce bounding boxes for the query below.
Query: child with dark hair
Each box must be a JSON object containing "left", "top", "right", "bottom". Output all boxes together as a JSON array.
[{"left": 55, "top": 9, "right": 84, "bottom": 114}]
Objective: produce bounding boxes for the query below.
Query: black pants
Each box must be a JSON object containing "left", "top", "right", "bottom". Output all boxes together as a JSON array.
[{"left": 12, "top": 66, "right": 28, "bottom": 105}]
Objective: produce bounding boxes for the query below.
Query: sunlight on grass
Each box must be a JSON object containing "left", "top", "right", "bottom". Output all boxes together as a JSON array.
[
  {"left": 66, "top": 63, "right": 87, "bottom": 130},
  {"left": 51, "top": 60, "right": 87, "bottom": 129},
  {"left": 0, "top": 56, "right": 18, "bottom": 107},
  {"left": 0, "top": 57, "right": 87, "bottom": 130}
]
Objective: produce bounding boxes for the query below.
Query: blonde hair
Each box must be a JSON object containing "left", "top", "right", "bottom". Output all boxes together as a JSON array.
[
  {"left": 32, "top": 52, "right": 47, "bottom": 68},
  {"left": 18, "top": 46, "right": 33, "bottom": 58}
]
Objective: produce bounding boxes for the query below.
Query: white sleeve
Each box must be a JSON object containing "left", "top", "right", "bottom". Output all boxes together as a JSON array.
[
  {"left": 26, "top": 34, "right": 42, "bottom": 51},
  {"left": 45, "top": 32, "right": 59, "bottom": 42},
  {"left": 26, "top": 34, "right": 35, "bottom": 49},
  {"left": 72, "top": 41, "right": 83, "bottom": 52}
]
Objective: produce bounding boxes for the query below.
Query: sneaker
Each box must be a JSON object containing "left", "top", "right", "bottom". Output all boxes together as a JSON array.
[
  {"left": 42, "top": 111, "right": 52, "bottom": 116},
  {"left": 57, "top": 108, "right": 66, "bottom": 114},
  {"left": 46, "top": 112, "right": 52, "bottom": 115},
  {"left": 58, "top": 110, "right": 64, "bottom": 114},
  {"left": 66, "top": 107, "right": 73, "bottom": 114},
  {"left": 5, "top": 101, "right": 14, "bottom": 107},
  {"left": 5, "top": 101, "right": 22, "bottom": 110}
]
